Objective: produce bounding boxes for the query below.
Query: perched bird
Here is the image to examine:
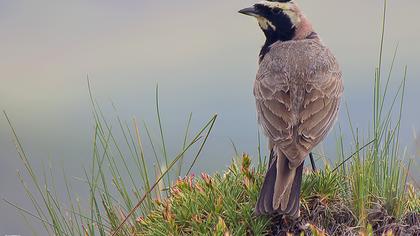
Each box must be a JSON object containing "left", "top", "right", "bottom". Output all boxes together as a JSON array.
[{"left": 239, "top": 0, "right": 343, "bottom": 218}]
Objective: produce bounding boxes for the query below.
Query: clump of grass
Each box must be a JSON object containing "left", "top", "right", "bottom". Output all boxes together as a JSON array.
[
  {"left": 334, "top": 0, "right": 412, "bottom": 227},
  {"left": 3, "top": 84, "right": 218, "bottom": 236},
  {"left": 301, "top": 167, "right": 346, "bottom": 203}
]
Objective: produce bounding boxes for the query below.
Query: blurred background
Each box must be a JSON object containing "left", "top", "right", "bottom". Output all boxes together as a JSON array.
[{"left": 1, "top": 0, "right": 419, "bottom": 234}]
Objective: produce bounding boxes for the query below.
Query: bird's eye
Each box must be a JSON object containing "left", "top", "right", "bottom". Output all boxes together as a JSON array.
[{"left": 271, "top": 8, "right": 281, "bottom": 14}]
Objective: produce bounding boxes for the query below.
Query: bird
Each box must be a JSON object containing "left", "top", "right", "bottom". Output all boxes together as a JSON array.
[{"left": 239, "top": 0, "right": 343, "bottom": 218}]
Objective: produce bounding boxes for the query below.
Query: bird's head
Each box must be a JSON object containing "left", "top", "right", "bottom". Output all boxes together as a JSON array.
[{"left": 239, "top": 0, "right": 304, "bottom": 41}]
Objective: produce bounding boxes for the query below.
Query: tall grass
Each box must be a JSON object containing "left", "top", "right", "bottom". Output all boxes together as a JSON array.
[
  {"left": 3, "top": 84, "right": 217, "bottom": 236},
  {"left": 336, "top": 0, "right": 411, "bottom": 225}
]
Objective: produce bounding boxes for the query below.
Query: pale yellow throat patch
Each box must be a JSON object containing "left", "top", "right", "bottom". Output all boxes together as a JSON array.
[{"left": 257, "top": 16, "right": 276, "bottom": 30}]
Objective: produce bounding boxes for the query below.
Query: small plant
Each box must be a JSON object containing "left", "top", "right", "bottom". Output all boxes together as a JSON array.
[
  {"left": 301, "top": 167, "right": 345, "bottom": 203},
  {"left": 135, "top": 154, "right": 271, "bottom": 235},
  {"left": 406, "top": 184, "right": 420, "bottom": 213}
]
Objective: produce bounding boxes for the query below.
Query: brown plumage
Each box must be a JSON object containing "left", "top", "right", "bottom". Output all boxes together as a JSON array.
[{"left": 240, "top": 0, "right": 343, "bottom": 218}]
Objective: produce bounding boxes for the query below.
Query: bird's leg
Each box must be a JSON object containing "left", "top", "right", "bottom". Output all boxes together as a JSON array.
[{"left": 309, "top": 152, "right": 317, "bottom": 172}]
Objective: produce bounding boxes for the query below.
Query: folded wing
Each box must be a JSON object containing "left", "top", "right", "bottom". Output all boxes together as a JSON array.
[{"left": 254, "top": 40, "right": 343, "bottom": 168}]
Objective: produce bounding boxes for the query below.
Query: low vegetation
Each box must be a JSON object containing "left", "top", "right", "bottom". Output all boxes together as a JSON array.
[
  {"left": 132, "top": 155, "right": 419, "bottom": 235},
  {"left": 4, "top": 83, "right": 420, "bottom": 235}
]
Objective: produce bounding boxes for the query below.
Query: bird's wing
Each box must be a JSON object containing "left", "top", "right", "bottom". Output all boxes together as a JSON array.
[
  {"left": 296, "top": 69, "right": 343, "bottom": 157},
  {"left": 254, "top": 40, "right": 343, "bottom": 168},
  {"left": 254, "top": 73, "right": 294, "bottom": 145}
]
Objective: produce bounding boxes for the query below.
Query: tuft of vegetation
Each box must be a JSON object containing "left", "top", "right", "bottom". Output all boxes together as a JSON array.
[
  {"left": 136, "top": 155, "right": 270, "bottom": 235},
  {"left": 301, "top": 167, "right": 346, "bottom": 203},
  {"left": 335, "top": 0, "right": 411, "bottom": 227},
  {"left": 3, "top": 83, "right": 219, "bottom": 236},
  {"left": 132, "top": 155, "right": 420, "bottom": 236}
]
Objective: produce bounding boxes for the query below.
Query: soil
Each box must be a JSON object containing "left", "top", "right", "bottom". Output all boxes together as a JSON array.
[{"left": 267, "top": 197, "right": 420, "bottom": 236}]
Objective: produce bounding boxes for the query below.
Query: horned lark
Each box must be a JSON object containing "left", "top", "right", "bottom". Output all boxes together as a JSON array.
[{"left": 239, "top": 0, "right": 343, "bottom": 218}]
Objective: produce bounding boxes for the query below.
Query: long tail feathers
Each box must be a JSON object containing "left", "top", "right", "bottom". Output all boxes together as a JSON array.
[{"left": 255, "top": 150, "right": 304, "bottom": 218}]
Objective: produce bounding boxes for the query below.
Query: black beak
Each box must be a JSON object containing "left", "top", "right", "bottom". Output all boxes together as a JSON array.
[{"left": 238, "top": 6, "right": 259, "bottom": 17}]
